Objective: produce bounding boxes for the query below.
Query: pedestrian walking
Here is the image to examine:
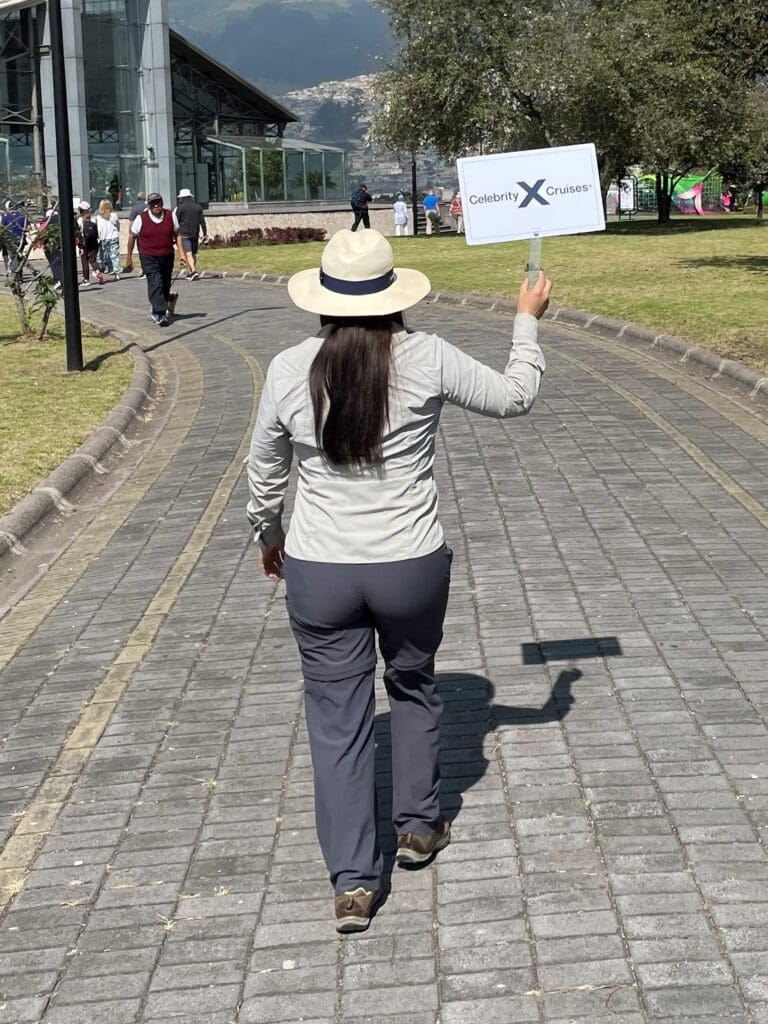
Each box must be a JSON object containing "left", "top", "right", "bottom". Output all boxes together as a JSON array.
[
  {"left": 1, "top": 200, "right": 27, "bottom": 274},
  {"left": 392, "top": 193, "right": 409, "bottom": 236},
  {"left": 174, "top": 188, "right": 208, "bottom": 280},
  {"left": 422, "top": 189, "right": 441, "bottom": 235},
  {"left": 40, "top": 202, "right": 65, "bottom": 291},
  {"left": 76, "top": 202, "right": 104, "bottom": 287},
  {"left": 96, "top": 199, "right": 122, "bottom": 280},
  {"left": 246, "top": 228, "right": 551, "bottom": 933},
  {"left": 124, "top": 191, "right": 184, "bottom": 326},
  {"left": 350, "top": 182, "right": 372, "bottom": 231},
  {"left": 128, "top": 192, "right": 148, "bottom": 279},
  {"left": 450, "top": 192, "right": 464, "bottom": 234},
  {"left": 128, "top": 191, "right": 147, "bottom": 222}
]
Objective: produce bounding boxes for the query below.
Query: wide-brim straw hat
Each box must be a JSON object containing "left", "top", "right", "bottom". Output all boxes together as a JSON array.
[{"left": 287, "top": 229, "right": 431, "bottom": 317}]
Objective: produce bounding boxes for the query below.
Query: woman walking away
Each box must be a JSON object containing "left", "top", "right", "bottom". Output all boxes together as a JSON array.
[
  {"left": 450, "top": 191, "right": 464, "bottom": 234},
  {"left": 393, "top": 193, "right": 409, "bottom": 236},
  {"left": 96, "top": 199, "right": 122, "bottom": 279},
  {"left": 77, "top": 202, "right": 104, "bottom": 287},
  {"left": 246, "top": 229, "right": 551, "bottom": 934}
]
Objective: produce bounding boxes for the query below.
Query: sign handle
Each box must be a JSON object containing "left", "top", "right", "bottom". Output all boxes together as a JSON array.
[{"left": 527, "top": 236, "right": 542, "bottom": 289}]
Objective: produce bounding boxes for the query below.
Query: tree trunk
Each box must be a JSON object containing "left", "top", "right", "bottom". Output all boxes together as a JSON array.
[
  {"left": 597, "top": 156, "right": 614, "bottom": 216},
  {"left": 656, "top": 172, "right": 673, "bottom": 224},
  {"left": 37, "top": 303, "right": 54, "bottom": 342},
  {"left": 757, "top": 185, "right": 764, "bottom": 222},
  {"left": 12, "top": 288, "right": 28, "bottom": 335}
]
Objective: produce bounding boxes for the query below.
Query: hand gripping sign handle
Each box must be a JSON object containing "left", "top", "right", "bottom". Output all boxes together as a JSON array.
[{"left": 527, "top": 234, "right": 542, "bottom": 289}]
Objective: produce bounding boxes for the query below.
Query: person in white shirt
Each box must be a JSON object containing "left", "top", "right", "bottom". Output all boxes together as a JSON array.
[
  {"left": 392, "top": 193, "right": 409, "bottom": 236},
  {"left": 96, "top": 199, "right": 122, "bottom": 280},
  {"left": 246, "top": 228, "right": 551, "bottom": 933}
]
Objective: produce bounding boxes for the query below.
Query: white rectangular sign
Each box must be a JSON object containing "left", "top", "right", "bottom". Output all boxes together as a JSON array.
[{"left": 457, "top": 143, "right": 605, "bottom": 245}]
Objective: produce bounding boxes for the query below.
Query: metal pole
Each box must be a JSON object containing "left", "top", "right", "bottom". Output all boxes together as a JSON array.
[
  {"left": 411, "top": 152, "right": 418, "bottom": 236},
  {"left": 48, "top": 0, "right": 82, "bottom": 372},
  {"left": 0, "top": 138, "right": 10, "bottom": 184}
]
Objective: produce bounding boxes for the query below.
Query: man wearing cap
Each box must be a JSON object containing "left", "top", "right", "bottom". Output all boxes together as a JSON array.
[
  {"left": 125, "top": 192, "right": 185, "bottom": 326},
  {"left": 174, "top": 188, "right": 208, "bottom": 281}
]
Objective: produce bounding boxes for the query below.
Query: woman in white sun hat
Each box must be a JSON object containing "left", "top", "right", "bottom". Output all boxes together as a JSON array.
[{"left": 246, "top": 228, "right": 551, "bottom": 933}]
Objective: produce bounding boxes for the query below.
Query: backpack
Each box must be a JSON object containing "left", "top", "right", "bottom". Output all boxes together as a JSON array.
[{"left": 351, "top": 187, "right": 366, "bottom": 210}]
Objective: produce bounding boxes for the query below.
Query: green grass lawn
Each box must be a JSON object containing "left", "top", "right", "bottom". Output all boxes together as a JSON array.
[
  {"left": 203, "top": 216, "right": 768, "bottom": 372},
  {"left": 0, "top": 299, "right": 134, "bottom": 515}
]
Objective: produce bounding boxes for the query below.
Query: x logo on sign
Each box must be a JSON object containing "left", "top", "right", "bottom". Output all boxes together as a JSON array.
[{"left": 517, "top": 179, "right": 549, "bottom": 207}]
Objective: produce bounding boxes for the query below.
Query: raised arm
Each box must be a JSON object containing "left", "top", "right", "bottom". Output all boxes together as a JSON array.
[
  {"left": 440, "top": 273, "right": 551, "bottom": 417},
  {"left": 246, "top": 361, "right": 293, "bottom": 572}
]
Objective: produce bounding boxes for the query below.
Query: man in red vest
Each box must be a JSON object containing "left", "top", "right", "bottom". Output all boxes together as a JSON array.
[{"left": 125, "top": 192, "right": 185, "bottom": 326}]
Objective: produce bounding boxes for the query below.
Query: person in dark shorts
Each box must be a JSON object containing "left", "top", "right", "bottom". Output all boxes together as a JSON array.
[
  {"left": 76, "top": 201, "right": 103, "bottom": 286},
  {"left": 246, "top": 228, "right": 552, "bottom": 933},
  {"left": 350, "top": 182, "right": 372, "bottom": 231},
  {"left": 174, "top": 188, "right": 208, "bottom": 280}
]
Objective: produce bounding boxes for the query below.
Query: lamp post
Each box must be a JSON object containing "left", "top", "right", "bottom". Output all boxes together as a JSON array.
[
  {"left": 0, "top": 137, "right": 10, "bottom": 186},
  {"left": 48, "top": 0, "right": 82, "bottom": 372},
  {"left": 411, "top": 150, "right": 418, "bottom": 236}
]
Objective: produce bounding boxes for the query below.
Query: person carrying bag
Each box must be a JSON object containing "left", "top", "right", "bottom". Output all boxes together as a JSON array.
[{"left": 246, "top": 229, "right": 551, "bottom": 933}]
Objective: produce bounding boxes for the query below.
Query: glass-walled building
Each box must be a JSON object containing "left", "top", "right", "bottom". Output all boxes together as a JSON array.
[
  {"left": 0, "top": 5, "right": 43, "bottom": 184},
  {"left": 0, "top": 0, "right": 345, "bottom": 208},
  {"left": 170, "top": 31, "right": 345, "bottom": 206}
]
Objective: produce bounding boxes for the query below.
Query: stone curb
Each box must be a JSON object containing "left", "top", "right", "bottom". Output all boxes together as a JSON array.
[
  {"left": 211, "top": 269, "right": 768, "bottom": 403},
  {"left": 0, "top": 333, "right": 154, "bottom": 559}
]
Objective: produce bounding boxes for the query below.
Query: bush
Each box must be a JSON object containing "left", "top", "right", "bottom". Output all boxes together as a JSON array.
[{"left": 207, "top": 226, "right": 325, "bottom": 248}]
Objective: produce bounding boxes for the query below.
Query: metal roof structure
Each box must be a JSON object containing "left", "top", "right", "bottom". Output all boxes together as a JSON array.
[{"left": 169, "top": 29, "right": 297, "bottom": 130}]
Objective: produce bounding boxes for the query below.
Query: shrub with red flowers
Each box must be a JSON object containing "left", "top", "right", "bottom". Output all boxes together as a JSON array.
[{"left": 206, "top": 226, "right": 325, "bottom": 248}]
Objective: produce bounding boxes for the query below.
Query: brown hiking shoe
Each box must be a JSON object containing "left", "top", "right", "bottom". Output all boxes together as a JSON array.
[
  {"left": 334, "top": 887, "right": 379, "bottom": 933},
  {"left": 166, "top": 292, "right": 178, "bottom": 316},
  {"left": 396, "top": 820, "right": 451, "bottom": 867}
]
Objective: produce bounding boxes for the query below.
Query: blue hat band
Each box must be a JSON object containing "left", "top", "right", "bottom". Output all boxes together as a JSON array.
[{"left": 319, "top": 269, "right": 395, "bottom": 296}]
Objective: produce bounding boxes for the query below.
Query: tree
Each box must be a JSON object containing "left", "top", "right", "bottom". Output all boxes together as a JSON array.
[
  {"left": 1, "top": 176, "right": 61, "bottom": 339},
  {"left": 373, "top": 0, "right": 767, "bottom": 222},
  {"left": 719, "top": 85, "right": 768, "bottom": 222}
]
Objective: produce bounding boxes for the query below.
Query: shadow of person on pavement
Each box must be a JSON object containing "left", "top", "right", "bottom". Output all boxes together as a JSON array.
[{"left": 372, "top": 660, "right": 584, "bottom": 886}]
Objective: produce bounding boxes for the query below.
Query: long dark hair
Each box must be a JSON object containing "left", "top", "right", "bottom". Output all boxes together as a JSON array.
[{"left": 309, "top": 314, "right": 403, "bottom": 467}]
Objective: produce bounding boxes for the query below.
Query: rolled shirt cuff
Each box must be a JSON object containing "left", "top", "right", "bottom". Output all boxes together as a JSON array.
[{"left": 248, "top": 516, "right": 285, "bottom": 552}]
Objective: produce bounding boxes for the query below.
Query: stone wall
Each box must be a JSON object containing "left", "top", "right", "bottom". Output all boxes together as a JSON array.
[{"left": 117, "top": 205, "right": 414, "bottom": 249}]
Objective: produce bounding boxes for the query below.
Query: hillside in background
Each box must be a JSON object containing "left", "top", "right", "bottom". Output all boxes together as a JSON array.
[
  {"left": 283, "top": 75, "right": 456, "bottom": 196},
  {"left": 168, "top": 0, "right": 393, "bottom": 96}
]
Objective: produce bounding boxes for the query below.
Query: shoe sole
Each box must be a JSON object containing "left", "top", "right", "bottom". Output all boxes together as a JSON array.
[
  {"left": 396, "top": 833, "right": 450, "bottom": 866},
  {"left": 335, "top": 915, "right": 372, "bottom": 934}
]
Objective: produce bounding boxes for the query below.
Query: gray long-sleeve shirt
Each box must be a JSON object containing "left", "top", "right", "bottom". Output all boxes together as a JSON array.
[{"left": 246, "top": 313, "right": 545, "bottom": 562}]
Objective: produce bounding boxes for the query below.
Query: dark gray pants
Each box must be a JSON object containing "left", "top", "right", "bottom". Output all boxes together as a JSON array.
[{"left": 282, "top": 546, "right": 452, "bottom": 894}]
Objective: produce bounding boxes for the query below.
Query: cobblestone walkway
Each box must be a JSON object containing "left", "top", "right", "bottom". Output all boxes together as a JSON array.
[{"left": 1, "top": 275, "right": 768, "bottom": 1024}]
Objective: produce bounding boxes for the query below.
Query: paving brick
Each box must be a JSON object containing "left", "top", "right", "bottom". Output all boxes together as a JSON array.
[
  {"left": 440, "top": 994, "right": 538, "bottom": 1023},
  {"left": 643, "top": 984, "right": 746, "bottom": 1017},
  {"left": 440, "top": 967, "right": 535, "bottom": 999},
  {"left": 343, "top": 958, "right": 435, "bottom": 989},
  {"left": 0, "top": 997, "right": 49, "bottom": 1023},
  {"left": 141, "top": 983, "right": 241, "bottom": 1018},
  {"left": 542, "top": 984, "right": 642, "bottom": 1019},
  {"left": 239, "top": 991, "right": 337, "bottom": 1022},
  {"left": 40, "top": 999, "right": 143, "bottom": 1024}
]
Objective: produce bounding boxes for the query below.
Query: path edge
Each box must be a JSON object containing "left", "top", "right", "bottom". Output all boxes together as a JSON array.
[
  {"left": 0, "top": 331, "right": 153, "bottom": 559},
  {"left": 213, "top": 268, "right": 768, "bottom": 405},
  {"left": 426, "top": 289, "right": 768, "bottom": 403}
]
